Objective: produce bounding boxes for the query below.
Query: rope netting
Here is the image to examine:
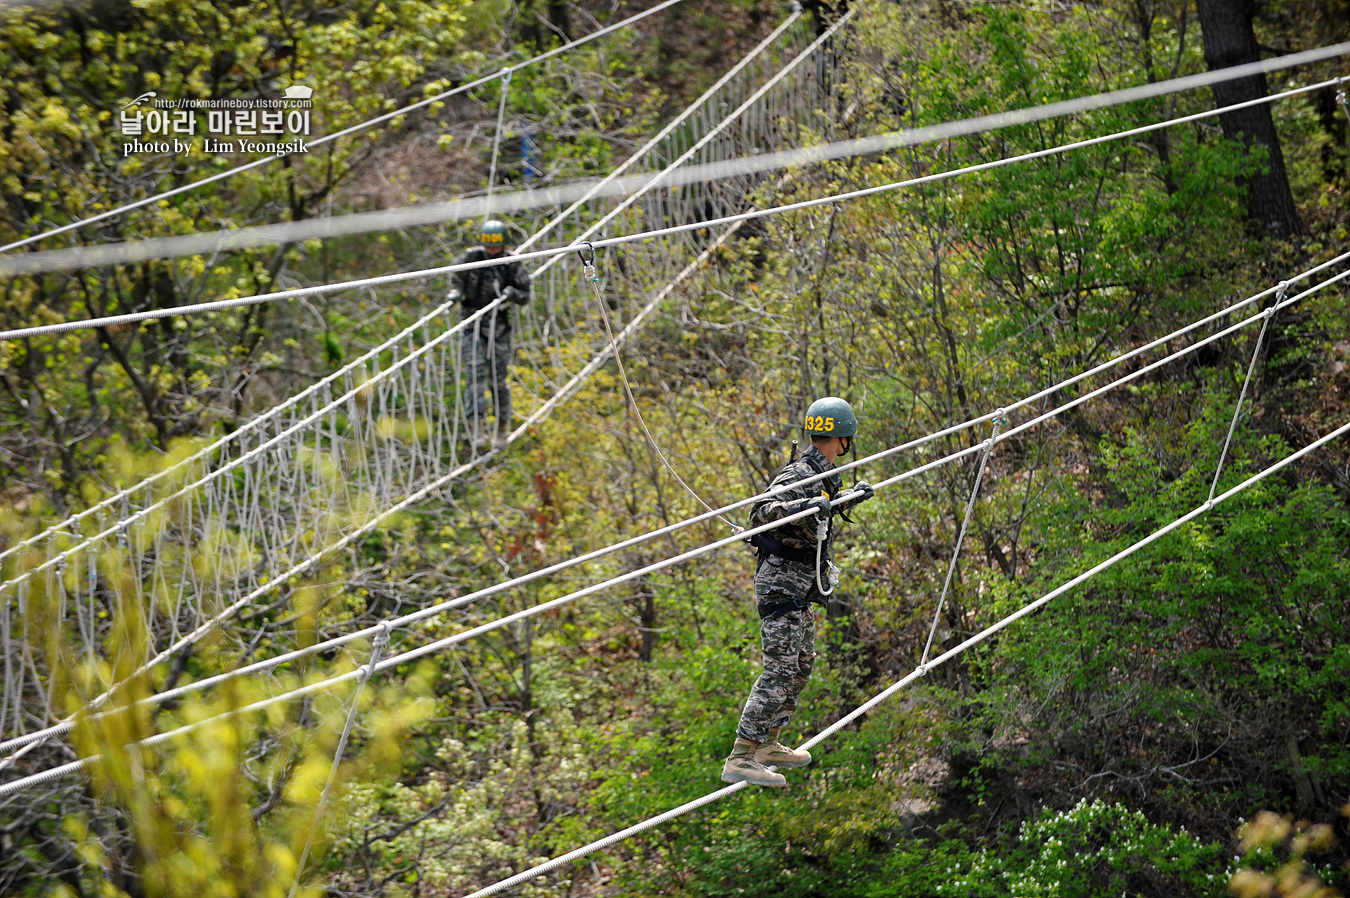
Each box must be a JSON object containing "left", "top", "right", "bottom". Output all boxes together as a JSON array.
[{"left": 0, "top": 10, "right": 856, "bottom": 757}]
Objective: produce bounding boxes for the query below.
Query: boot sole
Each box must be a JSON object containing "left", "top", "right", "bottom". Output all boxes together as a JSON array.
[
  {"left": 758, "top": 757, "right": 811, "bottom": 769},
  {"left": 721, "top": 770, "right": 787, "bottom": 787}
]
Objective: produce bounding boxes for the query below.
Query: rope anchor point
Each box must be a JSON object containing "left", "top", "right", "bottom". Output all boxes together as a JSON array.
[{"left": 578, "top": 241, "right": 599, "bottom": 282}]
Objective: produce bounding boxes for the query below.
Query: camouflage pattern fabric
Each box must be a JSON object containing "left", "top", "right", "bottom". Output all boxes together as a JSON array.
[
  {"left": 749, "top": 445, "right": 842, "bottom": 554},
  {"left": 450, "top": 246, "right": 532, "bottom": 330},
  {"left": 736, "top": 607, "right": 815, "bottom": 742},
  {"left": 451, "top": 246, "right": 530, "bottom": 426},
  {"left": 735, "top": 443, "right": 869, "bottom": 741},
  {"left": 461, "top": 307, "right": 513, "bottom": 426},
  {"left": 748, "top": 444, "right": 869, "bottom": 589}
]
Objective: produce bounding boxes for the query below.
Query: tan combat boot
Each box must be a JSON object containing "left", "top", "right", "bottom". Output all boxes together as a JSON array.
[
  {"left": 491, "top": 420, "right": 510, "bottom": 451},
  {"left": 754, "top": 727, "right": 812, "bottom": 769},
  {"left": 721, "top": 737, "right": 787, "bottom": 787}
]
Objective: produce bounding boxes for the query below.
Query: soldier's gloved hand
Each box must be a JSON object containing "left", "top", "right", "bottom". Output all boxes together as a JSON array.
[
  {"left": 446, "top": 288, "right": 463, "bottom": 305},
  {"left": 783, "top": 496, "right": 832, "bottom": 518},
  {"left": 848, "top": 480, "right": 876, "bottom": 503},
  {"left": 502, "top": 285, "right": 528, "bottom": 306}
]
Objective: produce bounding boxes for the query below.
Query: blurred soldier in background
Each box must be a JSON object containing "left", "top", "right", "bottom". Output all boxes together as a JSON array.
[{"left": 446, "top": 219, "right": 532, "bottom": 450}]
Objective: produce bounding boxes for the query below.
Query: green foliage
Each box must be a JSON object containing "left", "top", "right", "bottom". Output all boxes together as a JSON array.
[
  {"left": 861, "top": 801, "right": 1229, "bottom": 898},
  {"left": 5, "top": 0, "right": 1350, "bottom": 894}
]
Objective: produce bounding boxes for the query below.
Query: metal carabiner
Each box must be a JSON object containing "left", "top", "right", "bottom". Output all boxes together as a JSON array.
[{"left": 577, "top": 241, "right": 599, "bottom": 283}]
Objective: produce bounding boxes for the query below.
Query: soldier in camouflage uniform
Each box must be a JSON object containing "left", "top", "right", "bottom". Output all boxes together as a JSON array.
[
  {"left": 722, "top": 397, "right": 876, "bottom": 787},
  {"left": 447, "top": 219, "right": 532, "bottom": 451}
]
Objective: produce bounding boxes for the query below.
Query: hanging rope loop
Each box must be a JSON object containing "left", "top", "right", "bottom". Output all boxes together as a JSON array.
[{"left": 814, "top": 510, "right": 834, "bottom": 597}]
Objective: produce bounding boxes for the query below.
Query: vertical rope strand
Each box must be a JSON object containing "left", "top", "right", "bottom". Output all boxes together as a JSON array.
[
  {"left": 287, "top": 624, "right": 389, "bottom": 898},
  {"left": 1208, "top": 286, "right": 1282, "bottom": 503},
  {"left": 485, "top": 68, "right": 513, "bottom": 220},
  {"left": 921, "top": 410, "right": 1005, "bottom": 667},
  {"left": 581, "top": 247, "right": 741, "bottom": 532}
]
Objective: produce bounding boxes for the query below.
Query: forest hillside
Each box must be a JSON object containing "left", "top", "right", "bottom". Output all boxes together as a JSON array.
[{"left": 1, "top": 0, "right": 1349, "bottom": 896}]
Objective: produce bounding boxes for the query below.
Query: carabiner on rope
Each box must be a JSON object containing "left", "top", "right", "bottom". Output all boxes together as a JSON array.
[{"left": 578, "top": 241, "right": 598, "bottom": 283}]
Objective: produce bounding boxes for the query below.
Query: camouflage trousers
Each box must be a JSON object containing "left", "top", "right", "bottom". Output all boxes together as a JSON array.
[
  {"left": 460, "top": 313, "right": 512, "bottom": 427},
  {"left": 735, "top": 605, "right": 816, "bottom": 743}
]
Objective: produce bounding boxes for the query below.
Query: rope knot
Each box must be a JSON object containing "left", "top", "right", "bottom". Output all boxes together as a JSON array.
[{"left": 1275, "top": 280, "right": 1289, "bottom": 303}]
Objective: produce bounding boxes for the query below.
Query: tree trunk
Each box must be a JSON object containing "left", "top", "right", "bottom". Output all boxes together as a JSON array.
[{"left": 1194, "top": 0, "right": 1303, "bottom": 237}]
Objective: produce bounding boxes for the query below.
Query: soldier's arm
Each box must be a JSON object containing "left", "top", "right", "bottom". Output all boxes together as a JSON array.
[
  {"left": 749, "top": 463, "right": 825, "bottom": 527},
  {"left": 511, "top": 261, "right": 533, "bottom": 297},
  {"left": 448, "top": 253, "right": 469, "bottom": 301}
]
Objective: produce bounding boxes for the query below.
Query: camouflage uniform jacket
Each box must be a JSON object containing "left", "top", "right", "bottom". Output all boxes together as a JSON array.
[
  {"left": 450, "top": 247, "right": 532, "bottom": 326},
  {"left": 749, "top": 445, "right": 865, "bottom": 602}
]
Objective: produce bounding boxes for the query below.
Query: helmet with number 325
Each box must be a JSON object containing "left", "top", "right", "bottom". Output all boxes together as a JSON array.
[{"left": 802, "top": 396, "right": 857, "bottom": 438}]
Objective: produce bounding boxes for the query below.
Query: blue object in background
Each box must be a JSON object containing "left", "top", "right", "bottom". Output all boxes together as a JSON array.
[{"left": 522, "top": 124, "right": 541, "bottom": 184}]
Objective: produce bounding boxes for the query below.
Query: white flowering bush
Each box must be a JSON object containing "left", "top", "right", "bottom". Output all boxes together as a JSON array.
[{"left": 927, "top": 799, "right": 1228, "bottom": 898}]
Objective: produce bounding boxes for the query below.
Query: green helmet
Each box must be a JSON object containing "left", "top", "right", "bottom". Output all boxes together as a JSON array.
[
  {"left": 480, "top": 219, "right": 507, "bottom": 250},
  {"left": 803, "top": 396, "right": 858, "bottom": 438}
]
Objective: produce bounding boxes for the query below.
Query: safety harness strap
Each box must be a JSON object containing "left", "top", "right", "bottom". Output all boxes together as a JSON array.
[
  {"left": 747, "top": 531, "right": 815, "bottom": 565},
  {"left": 757, "top": 588, "right": 827, "bottom": 621}
]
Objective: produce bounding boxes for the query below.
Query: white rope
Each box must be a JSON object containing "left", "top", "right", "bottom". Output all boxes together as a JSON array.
[
  {"left": 0, "top": 0, "right": 693, "bottom": 255},
  {"left": 920, "top": 410, "right": 1005, "bottom": 666},
  {"left": 7, "top": 260, "right": 1346, "bottom": 787},
  {"left": 484, "top": 69, "right": 513, "bottom": 220},
  {"left": 5, "top": 51, "right": 1346, "bottom": 279},
  {"left": 3, "top": 60, "right": 1342, "bottom": 338},
  {"left": 528, "top": 6, "right": 843, "bottom": 281},
  {"left": 581, "top": 244, "right": 740, "bottom": 531},
  {"left": 1207, "top": 286, "right": 1281, "bottom": 502},
  {"left": 461, "top": 414, "right": 1350, "bottom": 898},
  {"left": 496, "top": 7, "right": 804, "bottom": 269},
  {"left": 0, "top": 5, "right": 805, "bottom": 576},
  {"left": 0, "top": 221, "right": 750, "bottom": 762},
  {"left": 4, "top": 255, "right": 1347, "bottom": 762},
  {"left": 0, "top": 12, "right": 819, "bottom": 756},
  {"left": 287, "top": 624, "right": 389, "bottom": 898}
]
